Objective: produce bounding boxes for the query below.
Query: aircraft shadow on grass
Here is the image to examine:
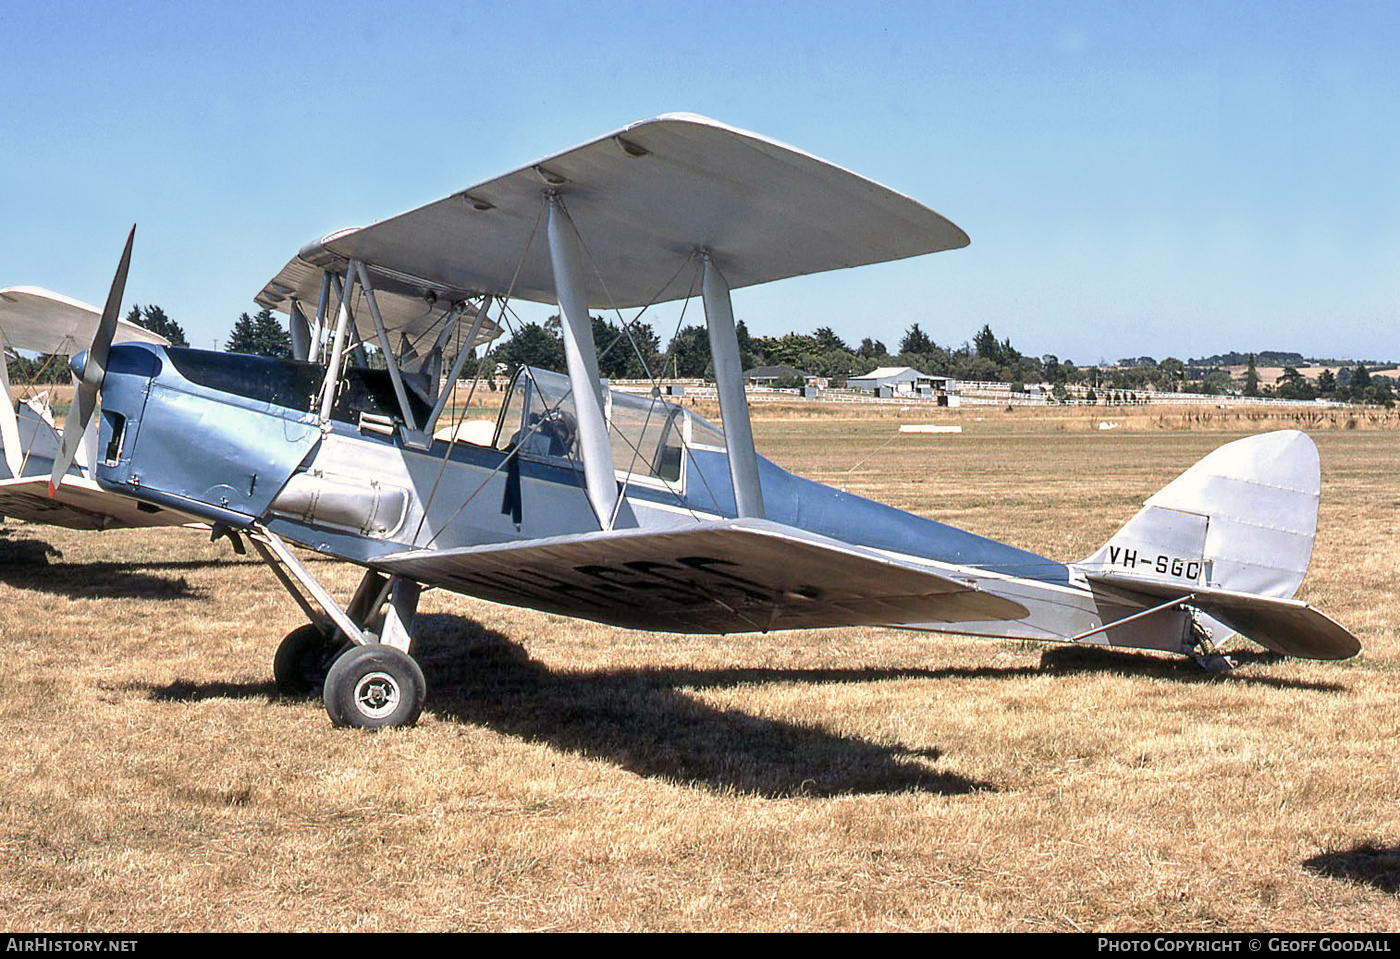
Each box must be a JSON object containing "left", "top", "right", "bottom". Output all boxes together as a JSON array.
[
  {"left": 0, "top": 538, "right": 201, "bottom": 600},
  {"left": 1303, "top": 844, "right": 1400, "bottom": 895},
  {"left": 0, "top": 530, "right": 281, "bottom": 601},
  {"left": 144, "top": 613, "right": 1343, "bottom": 798},
  {"left": 1034, "top": 645, "right": 1346, "bottom": 694},
  {"left": 404, "top": 615, "right": 979, "bottom": 798},
  {"left": 147, "top": 613, "right": 986, "bottom": 798}
]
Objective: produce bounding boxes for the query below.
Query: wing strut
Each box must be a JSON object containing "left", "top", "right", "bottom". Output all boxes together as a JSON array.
[
  {"left": 546, "top": 193, "right": 619, "bottom": 530},
  {"left": 353, "top": 260, "right": 420, "bottom": 434},
  {"left": 288, "top": 298, "right": 311, "bottom": 361},
  {"left": 308, "top": 271, "right": 332, "bottom": 363},
  {"left": 424, "top": 298, "right": 491, "bottom": 436},
  {"left": 702, "top": 254, "right": 764, "bottom": 518},
  {"left": 0, "top": 349, "right": 22, "bottom": 477},
  {"left": 317, "top": 260, "right": 358, "bottom": 423}
]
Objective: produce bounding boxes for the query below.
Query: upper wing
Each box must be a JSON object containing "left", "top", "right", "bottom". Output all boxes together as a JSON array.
[
  {"left": 0, "top": 287, "right": 168, "bottom": 355},
  {"left": 373, "top": 518, "right": 1027, "bottom": 634},
  {"left": 0, "top": 475, "right": 198, "bottom": 531},
  {"left": 256, "top": 113, "right": 969, "bottom": 316},
  {"left": 1087, "top": 573, "right": 1360, "bottom": 660}
]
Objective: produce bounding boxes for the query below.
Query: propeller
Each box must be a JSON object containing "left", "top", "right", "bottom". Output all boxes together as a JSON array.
[{"left": 49, "top": 225, "right": 135, "bottom": 496}]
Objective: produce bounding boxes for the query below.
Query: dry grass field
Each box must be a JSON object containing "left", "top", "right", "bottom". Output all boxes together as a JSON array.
[{"left": 2, "top": 402, "right": 1398, "bottom": 931}]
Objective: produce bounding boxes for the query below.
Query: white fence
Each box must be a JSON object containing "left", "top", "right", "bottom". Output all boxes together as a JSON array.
[{"left": 603, "top": 381, "right": 1348, "bottom": 410}]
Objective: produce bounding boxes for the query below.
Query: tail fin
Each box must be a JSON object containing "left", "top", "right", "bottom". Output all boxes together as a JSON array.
[
  {"left": 1075, "top": 430, "right": 1359, "bottom": 660},
  {"left": 1077, "top": 430, "right": 1319, "bottom": 598}
]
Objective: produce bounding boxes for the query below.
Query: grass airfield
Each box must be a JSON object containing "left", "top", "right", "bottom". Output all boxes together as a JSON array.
[{"left": 1, "top": 402, "right": 1397, "bottom": 932}]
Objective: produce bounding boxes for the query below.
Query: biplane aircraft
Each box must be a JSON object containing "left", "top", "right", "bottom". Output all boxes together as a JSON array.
[{"left": 33, "top": 114, "right": 1357, "bottom": 729}]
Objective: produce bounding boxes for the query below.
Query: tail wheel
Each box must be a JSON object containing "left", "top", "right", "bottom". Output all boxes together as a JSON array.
[
  {"left": 1186, "top": 609, "right": 1238, "bottom": 672},
  {"left": 323, "top": 644, "right": 426, "bottom": 729}
]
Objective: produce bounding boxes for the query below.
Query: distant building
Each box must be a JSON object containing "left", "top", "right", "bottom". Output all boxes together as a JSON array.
[
  {"left": 847, "top": 366, "right": 952, "bottom": 395},
  {"left": 744, "top": 366, "right": 825, "bottom": 388}
]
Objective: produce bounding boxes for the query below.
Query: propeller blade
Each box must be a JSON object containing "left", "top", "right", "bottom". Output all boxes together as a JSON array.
[
  {"left": 49, "top": 382, "right": 96, "bottom": 496},
  {"left": 50, "top": 226, "right": 135, "bottom": 495}
]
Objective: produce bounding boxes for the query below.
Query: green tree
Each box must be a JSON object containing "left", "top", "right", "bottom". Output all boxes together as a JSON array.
[
  {"left": 666, "top": 325, "right": 711, "bottom": 378},
  {"left": 899, "top": 323, "right": 934, "bottom": 355},
  {"left": 1156, "top": 357, "right": 1185, "bottom": 392},
  {"left": 127, "top": 304, "right": 189, "bottom": 348},
  {"left": 857, "top": 337, "right": 887, "bottom": 359},
  {"left": 812, "top": 326, "right": 850, "bottom": 354},
  {"left": 491, "top": 321, "right": 566, "bottom": 376},
  {"left": 1243, "top": 355, "right": 1260, "bottom": 397},
  {"left": 972, "top": 324, "right": 1002, "bottom": 364},
  {"left": 1350, "top": 364, "right": 1372, "bottom": 399},
  {"left": 226, "top": 308, "right": 291, "bottom": 357},
  {"left": 1274, "top": 367, "right": 1318, "bottom": 401},
  {"left": 592, "top": 316, "right": 662, "bottom": 380}
]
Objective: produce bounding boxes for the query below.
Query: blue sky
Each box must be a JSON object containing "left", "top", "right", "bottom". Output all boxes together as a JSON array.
[{"left": 2, "top": 0, "right": 1396, "bottom": 364}]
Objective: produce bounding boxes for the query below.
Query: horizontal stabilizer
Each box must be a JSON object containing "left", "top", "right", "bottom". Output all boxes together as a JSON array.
[
  {"left": 374, "top": 519, "right": 1027, "bottom": 634},
  {"left": 1087, "top": 573, "right": 1359, "bottom": 660}
]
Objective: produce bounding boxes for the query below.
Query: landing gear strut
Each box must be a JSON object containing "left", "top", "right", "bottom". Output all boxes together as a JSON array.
[{"left": 251, "top": 524, "right": 427, "bottom": 728}]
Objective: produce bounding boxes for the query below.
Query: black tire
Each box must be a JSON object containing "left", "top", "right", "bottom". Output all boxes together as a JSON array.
[
  {"left": 322, "top": 644, "right": 426, "bottom": 729},
  {"left": 274, "top": 623, "right": 339, "bottom": 697}
]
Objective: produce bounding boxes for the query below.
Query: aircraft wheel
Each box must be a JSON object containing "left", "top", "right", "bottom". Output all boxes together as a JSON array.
[
  {"left": 273, "top": 623, "right": 339, "bottom": 697},
  {"left": 323, "top": 644, "right": 426, "bottom": 730}
]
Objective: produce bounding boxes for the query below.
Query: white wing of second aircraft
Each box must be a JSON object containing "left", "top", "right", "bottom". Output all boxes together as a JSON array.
[{"left": 0, "top": 286, "right": 169, "bottom": 355}]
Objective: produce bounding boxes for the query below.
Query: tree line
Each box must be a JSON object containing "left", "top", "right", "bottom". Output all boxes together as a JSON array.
[
  {"left": 489, "top": 317, "right": 1051, "bottom": 386},
  {"left": 5, "top": 303, "right": 1393, "bottom": 407},
  {"left": 486, "top": 316, "right": 1395, "bottom": 406},
  {"left": 5, "top": 305, "right": 290, "bottom": 383}
]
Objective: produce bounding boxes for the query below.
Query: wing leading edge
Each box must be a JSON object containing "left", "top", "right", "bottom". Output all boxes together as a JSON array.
[{"left": 373, "top": 519, "right": 1027, "bottom": 634}]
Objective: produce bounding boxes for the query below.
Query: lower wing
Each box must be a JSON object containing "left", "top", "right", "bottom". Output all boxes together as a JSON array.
[
  {"left": 0, "top": 475, "right": 198, "bottom": 531},
  {"left": 374, "top": 519, "right": 1029, "bottom": 634}
]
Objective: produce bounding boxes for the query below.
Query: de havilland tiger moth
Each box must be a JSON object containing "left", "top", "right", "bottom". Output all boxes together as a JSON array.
[{"left": 2, "top": 114, "right": 1357, "bottom": 729}]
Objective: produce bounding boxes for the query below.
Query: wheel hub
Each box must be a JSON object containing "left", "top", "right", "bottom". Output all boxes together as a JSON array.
[{"left": 353, "top": 671, "right": 401, "bottom": 719}]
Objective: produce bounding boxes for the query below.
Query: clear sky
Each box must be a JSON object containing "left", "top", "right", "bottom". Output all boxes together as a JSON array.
[{"left": 2, "top": 0, "right": 1397, "bottom": 365}]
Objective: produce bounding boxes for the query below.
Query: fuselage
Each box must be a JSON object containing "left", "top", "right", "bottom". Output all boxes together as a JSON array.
[{"left": 91, "top": 344, "right": 1182, "bottom": 651}]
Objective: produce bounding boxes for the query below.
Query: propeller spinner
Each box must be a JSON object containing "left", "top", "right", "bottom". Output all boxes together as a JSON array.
[{"left": 49, "top": 226, "right": 135, "bottom": 496}]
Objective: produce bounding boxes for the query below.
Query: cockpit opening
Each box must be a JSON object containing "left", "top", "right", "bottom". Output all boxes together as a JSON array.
[{"left": 479, "top": 367, "right": 726, "bottom": 487}]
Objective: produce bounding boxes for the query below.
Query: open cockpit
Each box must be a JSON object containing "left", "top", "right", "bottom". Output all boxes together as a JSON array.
[{"left": 461, "top": 366, "right": 726, "bottom": 491}]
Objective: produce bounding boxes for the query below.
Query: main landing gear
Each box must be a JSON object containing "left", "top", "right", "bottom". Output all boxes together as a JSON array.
[
  {"left": 322, "top": 643, "right": 427, "bottom": 729},
  {"left": 253, "top": 525, "right": 428, "bottom": 729},
  {"left": 273, "top": 623, "right": 427, "bottom": 728}
]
